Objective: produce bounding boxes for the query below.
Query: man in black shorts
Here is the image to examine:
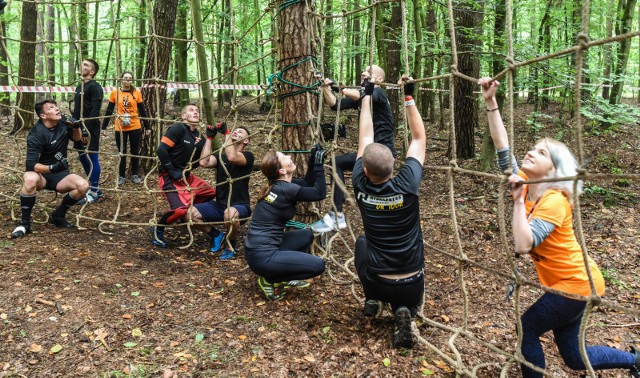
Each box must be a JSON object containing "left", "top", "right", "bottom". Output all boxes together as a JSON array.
[
  {"left": 311, "top": 65, "right": 395, "bottom": 233},
  {"left": 151, "top": 103, "right": 216, "bottom": 248},
  {"left": 12, "top": 99, "right": 90, "bottom": 238},
  {"left": 73, "top": 58, "right": 105, "bottom": 204},
  {"left": 353, "top": 77, "right": 425, "bottom": 349},
  {"left": 188, "top": 123, "right": 253, "bottom": 260}
]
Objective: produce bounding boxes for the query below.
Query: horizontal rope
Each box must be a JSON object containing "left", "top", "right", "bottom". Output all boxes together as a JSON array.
[{"left": 0, "top": 83, "right": 263, "bottom": 93}]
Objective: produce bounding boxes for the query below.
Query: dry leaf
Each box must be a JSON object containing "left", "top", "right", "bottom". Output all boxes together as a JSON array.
[
  {"left": 28, "top": 344, "right": 43, "bottom": 353},
  {"left": 303, "top": 355, "right": 316, "bottom": 362},
  {"left": 440, "top": 315, "right": 450, "bottom": 323},
  {"left": 122, "top": 314, "right": 132, "bottom": 319}
]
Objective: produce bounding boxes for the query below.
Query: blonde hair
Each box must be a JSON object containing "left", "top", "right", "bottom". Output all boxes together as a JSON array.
[{"left": 538, "top": 137, "right": 583, "bottom": 205}]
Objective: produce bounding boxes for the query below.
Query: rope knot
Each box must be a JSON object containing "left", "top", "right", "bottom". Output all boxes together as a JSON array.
[
  {"left": 577, "top": 32, "right": 589, "bottom": 49},
  {"left": 588, "top": 294, "right": 602, "bottom": 307}
]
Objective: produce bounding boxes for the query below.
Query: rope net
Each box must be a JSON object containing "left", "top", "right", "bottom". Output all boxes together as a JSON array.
[{"left": 0, "top": 0, "right": 638, "bottom": 376}]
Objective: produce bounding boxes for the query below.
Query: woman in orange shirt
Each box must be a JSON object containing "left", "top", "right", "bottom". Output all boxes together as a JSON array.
[
  {"left": 102, "top": 71, "right": 151, "bottom": 185},
  {"left": 480, "top": 77, "right": 638, "bottom": 378}
]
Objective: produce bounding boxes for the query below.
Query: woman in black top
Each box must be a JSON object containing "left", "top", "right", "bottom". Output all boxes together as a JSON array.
[{"left": 244, "top": 147, "right": 327, "bottom": 300}]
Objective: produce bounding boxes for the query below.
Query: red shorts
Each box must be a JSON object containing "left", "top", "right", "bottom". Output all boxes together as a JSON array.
[{"left": 159, "top": 172, "right": 216, "bottom": 210}]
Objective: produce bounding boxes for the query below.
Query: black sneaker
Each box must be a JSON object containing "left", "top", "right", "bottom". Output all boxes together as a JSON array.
[
  {"left": 48, "top": 215, "right": 75, "bottom": 228},
  {"left": 363, "top": 299, "right": 382, "bottom": 317},
  {"left": 11, "top": 224, "right": 31, "bottom": 238},
  {"left": 631, "top": 346, "right": 639, "bottom": 378},
  {"left": 393, "top": 306, "right": 414, "bottom": 349}
]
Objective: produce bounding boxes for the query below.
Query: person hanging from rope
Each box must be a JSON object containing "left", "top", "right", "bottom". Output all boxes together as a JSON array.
[
  {"left": 150, "top": 103, "right": 216, "bottom": 248},
  {"left": 243, "top": 146, "right": 327, "bottom": 300},
  {"left": 187, "top": 123, "right": 254, "bottom": 260},
  {"left": 73, "top": 58, "right": 105, "bottom": 204},
  {"left": 353, "top": 76, "right": 425, "bottom": 349},
  {"left": 480, "top": 77, "right": 639, "bottom": 378},
  {"left": 101, "top": 71, "right": 151, "bottom": 186},
  {"left": 311, "top": 65, "right": 396, "bottom": 233},
  {"left": 11, "top": 99, "right": 89, "bottom": 238}
]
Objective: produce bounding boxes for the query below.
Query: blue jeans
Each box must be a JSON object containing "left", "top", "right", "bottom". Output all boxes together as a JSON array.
[{"left": 521, "top": 292, "right": 634, "bottom": 377}]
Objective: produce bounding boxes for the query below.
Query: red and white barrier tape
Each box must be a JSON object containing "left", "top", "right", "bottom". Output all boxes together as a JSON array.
[{"left": 0, "top": 83, "right": 264, "bottom": 93}]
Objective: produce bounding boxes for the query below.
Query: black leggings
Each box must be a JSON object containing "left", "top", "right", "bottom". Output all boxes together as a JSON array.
[
  {"left": 332, "top": 152, "right": 356, "bottom": 212},
  {"left": 355, "top": 235, "right": 424, "bottom": 315},
  {"left": 245, "top": 229, "right": 326, "bottom": 283},
  {"left": 114, "top": 129, "right": 142, "bottom": 177}
]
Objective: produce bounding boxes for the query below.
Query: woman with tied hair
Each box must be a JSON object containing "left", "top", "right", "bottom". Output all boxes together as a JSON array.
[
  {"left": 102, "top": 71, "right": 151, "bottom": 185},
  {"left": 244, "top": 146, "right": 327, "bottom": 300},
  {"left": 480, "top": 77, "right": 639, "bottom": 378}
]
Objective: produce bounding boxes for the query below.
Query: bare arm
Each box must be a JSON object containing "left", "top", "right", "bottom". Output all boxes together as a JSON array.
[
  {"left": 356, "top": 85, "right": 375, "bottom": 159},
  {"left": 199, "top": 138, "right": 218, "bottom": 168},
  {"left": 224, "top": 132, "right": 248, "bottom": 166},
  {"left": 403, "top": 77, "right": 426, "bottom": 164},
  {"left": 479, "top": 77, "right": 508, "bottom": 150},
  {"left": 509, "top": 174, "right": 534, "bottom": 253},
  {"left": 321, "top": 78, "right": 338, "bottom": 108}
]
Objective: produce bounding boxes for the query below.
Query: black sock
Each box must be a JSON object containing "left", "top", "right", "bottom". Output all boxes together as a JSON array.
[
  {"left": 157, "top": 212, "right": 172, "bottom": 232},
  {"left": 20, "top": 194, "right": 36, "bottom": 226},
  {"left": 52, "top": 193, "right": 80, "bottom": 218},
  {"left": 208, "top": 227, "right": 220, "bottom": 238}
]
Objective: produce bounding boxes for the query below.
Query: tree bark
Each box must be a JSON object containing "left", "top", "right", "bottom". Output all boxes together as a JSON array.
[
  {"left": 174, "top": 1, "right": 189, "bottom": 108},
  {"left": 609, "top": 0, "right": 637, "bottom": 105},
  {"left": 36, "top": 10, "right": 45, "bottom": 102},
  {"left": 136, "top": 0, "right": 147, "bottom": 86},
  {"left": 190, "top": 0, "right": 215, "bottom": 130},
  {"left": 13, "top": 0, "right": 38, "bottom": 133},
  {"left": 0, "top": 5, "right": 10, "bottom": 116}
]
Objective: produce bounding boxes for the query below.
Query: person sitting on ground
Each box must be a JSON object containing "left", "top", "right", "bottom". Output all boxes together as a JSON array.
[
  {"left": 101, "top": 71, "right": 151, "bottom": 185},
  {"left": 12, "top": 99, "right": 90, "bottom": 238},
  {"left": 151, "top": 103, "right": 216, "bottom": 248},
  {"left": 480, "top": 77, "right": 639, "bottom": 378},
  {"left": 311, "top": 65, "right": 396, "bottom": 233},
  {"left": 353, "top": 76, "right": 426, "bottom": 349},
  {"left": 243, "top": 146, "right": 327, "bottom": 300},
  {"left": 187, "top": 122, "right": 254, "bottom": 260}
]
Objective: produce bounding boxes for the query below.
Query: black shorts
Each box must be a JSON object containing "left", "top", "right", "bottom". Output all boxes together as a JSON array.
[{"left": 43, "top": 170, "right": 70, "bottom": 191}]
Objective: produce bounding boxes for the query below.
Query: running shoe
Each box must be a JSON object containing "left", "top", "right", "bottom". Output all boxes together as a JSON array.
[
  {"left": 150, "top": 226, "right": 167, "bottom": 248},
  {"left": 131, "top": 175, "right": 143, "bottom": 184},
  {"left": 117, "top": 177, "right": 126, "bottom": 186},
  {"left": 48, "top": 215, "right": 75, "bottom": 228},
  {"left": 393, "top": 306, "right": 414, "bottom": 349},
  {"left": 11, "top": 224, "right": 31, "bottom": 239},
  {"left": 363, "top": 299, "right": 382, "bottom": 317},
  {"left": 257, "top": 276, "right": 285, "bottom": 300},
  {"left": 209, "top": 230, "right": 225, "bottom": 253},
  {"left": 310, "top": 211, "right": 347, "bottom": 233},
  {"left": 219, "top": 248, "right": 235, "bottom": 260},
  {"left": 282, "top": 280, "right": 310, "bottom": 289}
]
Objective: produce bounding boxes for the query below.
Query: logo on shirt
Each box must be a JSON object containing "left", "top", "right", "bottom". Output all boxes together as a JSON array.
[
  {"left": 183, "top": 139, "right": 192, "bottom": 145},
  {"left": 356, "top": 192, "right": 404, "bottom": 210},
  {"left": 265, "top": 192, "right": 277, "bottom": 203},
  {"left": 51, "top": 140, "right": 57, "bottom": 144}
]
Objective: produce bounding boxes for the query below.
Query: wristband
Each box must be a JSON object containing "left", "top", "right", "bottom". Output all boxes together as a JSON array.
[
  {"left": 405, "top": 100, "right": 415, "bottom": 107},
  {"left": 224, "top": 129, "right": 231, "bottom": 135},
  {"left": 486, "top": 107, "right": 499, "bottom": 112},
  {"left": 404, "top": 96, "right": 413, "bottom": 102}
]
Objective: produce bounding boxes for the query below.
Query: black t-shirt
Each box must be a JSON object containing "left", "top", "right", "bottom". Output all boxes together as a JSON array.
[
  {"left": 73, "top": 79, "right": 103, "bottom": 130},
  {"left": 215, "top": 151, "right": 254, "bottom": 206},
  {"left": 160, "top": 123, "right": 205, "bottom": 173},
  {"left": 333, "top": 87, "right": 396, "bottom": 156},
  {"left": 244, "top": 166, "right": 326, "bottom": 252},
  {"left": 352, "top": 157, "right": 424, "bottom": 274},
  {"left": 25, "top": 120, "right": 74, "bottom": 171}
]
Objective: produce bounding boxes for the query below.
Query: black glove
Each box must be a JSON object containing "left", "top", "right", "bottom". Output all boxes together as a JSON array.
[
  {"left": 311, "top": 143, "right": 326, "bottom": 166},
  {"left": 205, "top": 124, "right": 218, "bottom": 139},
  {"left": 215, "top": 121, "right": 228, "bottom": 135},
  {"left": 169, "top": 169, "right": 184, "bottom": 181},
  {"left": 49, "top": 152, "right": 69, "bottom": 172},
  {"left": 403, "top": 80, "right": 415, "bottom": 97},
  {"left": 62, "top": 115, "right": 81, "bottom": 128},
  {"left": 362, "top": 79, "right": 375, "bottom": 96}
]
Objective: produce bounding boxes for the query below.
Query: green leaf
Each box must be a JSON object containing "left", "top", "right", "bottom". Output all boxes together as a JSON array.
[
  {"left": 131, "top": 292, "right": 140, "bottom": 297},
  {"left": 123, "top": 342, "right": 137, "bottom": 348},
  {"left": 322, "top": 326, "right": 330, "bottom": 334},
  {"left": 382, "top": 357, "right": 391, "bottom": 367},
  {"left": 421, "top": 369, "right": 434, "bottom": 375},
  {"left": 49, "top": 344, "right": 63, "bottom": 354},
  {"left": 195, "top": 333, "right": 205, "bottom": 343},
  {"left": 115, "top": 283, "right": 122, "bottom": 288},
  {"left": 132, "top": 328, "right": 142, "bottom": 337}
]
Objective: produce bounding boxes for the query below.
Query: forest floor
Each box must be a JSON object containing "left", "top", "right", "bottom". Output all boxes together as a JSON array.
[{"left": 0, "top": 97, "right": 638, "bottom": 377}]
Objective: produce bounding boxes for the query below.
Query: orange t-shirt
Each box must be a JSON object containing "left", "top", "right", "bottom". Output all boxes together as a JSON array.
[
  {"left": 108, "top": 88, "right": 144, "bottom": 132},
  {"left": 520, "top": 171, "right": 605, "bottom": 297}
]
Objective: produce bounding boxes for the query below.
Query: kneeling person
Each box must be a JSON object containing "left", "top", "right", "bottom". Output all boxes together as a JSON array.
[
  {"left": 12, "top": 99, "right": 90, "bottom": 238},
  {"left": 188, "top": 123, "right": 254, "bottom": 260}
]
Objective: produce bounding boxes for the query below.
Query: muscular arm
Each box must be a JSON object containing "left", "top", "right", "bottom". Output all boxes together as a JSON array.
[
  {"left": 199, "top": 138, "right": 218, "bottom": 168},
  {"left": 405, "top": 98, "right": 426, "bottom": 165},
  {"left": 356, "top": 95, "right": 374, "bottom": 159},
  {"left": 479, "top": 78, "right": 509, "bottom": 150},
  {"left": 224, "top": 133, "right": 248, "bottom": 166}
]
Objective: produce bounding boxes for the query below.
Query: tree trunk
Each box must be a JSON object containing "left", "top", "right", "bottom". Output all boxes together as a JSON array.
[
  {"left": 375, "top": 2, "right": 402, "bottom": 136},
  {"left": 13, "top": 0, "right": 38, "bottom": 133},
  {"left": 609, "top": 0, "right": 637, "bottom": 105},
  {"left": 36, "top": 10, "right": 45, "bottom": 102},
  {"left": 46, "top": 4, "right": 56, "bottom": 88},
  {"left": 174, "top": 1, "right": 189, "bottom": 108},
  {"left": 352, "top": 0, "right": 361, "bottom": 84},
  {"left": 537, "top": 0, "right": 552, "bottom": 110},
  {"left": 136, "top": 0, "right": 147, "bottom": 86},
  {"left": 322, "top": 0, "right": 333, "bottom": 78},
  {"left": 413, "top": 0, "right": 424, "bottom": 110},
  {"left": 275, "top": 0, "right": 319, "bottom": 222},
  {"left": 92, "top": 1, "right": 99, "bottom": 58},
  {"left": 77, "top": 1, "right": 89, "bottom": 58},
  {"left": 190, "top": 0, "right": 215, "bottom": 130},
  {"left": 0, "top": 5, "right": 10, "bottom": 116},
  {"left": 423, "top": 3, "right": 436, "bottom": 122},
  {"left": 451, "top": 2, "right": 481, "bottom": 159}
]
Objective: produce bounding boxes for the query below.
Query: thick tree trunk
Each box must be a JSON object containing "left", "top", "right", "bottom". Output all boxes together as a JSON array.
[
  {"left": 190, "top": 0, "right": 215, "bottom": 130},
  {"left": 451, "top": 3, "right": 481, "bottom": 159},
  {"left": 77, "top": 1, "right": 89, "bottom": 58},
  {"left": 322, "top": 0, "right": 333, "bottom": 78},
  {"left": 174, "top": 2, "right": 189, "bottom": 108},
  {"left": 46, "top": 4, "right": 56, "bottom": 87},
  {"left": 609, "top": 0, "right": 637, "bottom": 105},
  {"left": 136, "top": 0, "right": 147, "bottom": 85},
  {"left": 0, "top": 5, "right": 10, "bottom": 116},
  {"left": 13, "top": 0, "right": 38, "bottom": 133},
  {"left": 36, "top": 10, "right": 45, "bottom": 102}
]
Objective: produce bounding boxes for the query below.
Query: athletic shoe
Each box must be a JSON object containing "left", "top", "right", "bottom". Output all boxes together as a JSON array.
[
  {"left": 257, "top": 276, "right": 285, "bottom": 300},
  {"left": 150, "top": 226, "right": 167, "bottom": 248},
  {"left": 282, "top": 280, "right": 310, "bottom": 289},
  {"left": 117, "top": 177, "right": 126, "bottom": 186},
  {"left": 209, "top": 230, "right": 225, "bottom": 253},
  {"left": 77, "top": 190, "right": 106, "bottom": 205},
  {"left": 131, "top": 175, "right": 143, "bottom": 184},
  {"left": 363, "top": 299, "right": 382, "bottom": 317},
  {"left": 11, "top": 224, "right": 31, "bottom": 239},
  {"left": 393, "top": 306, "right": 414, "bottom": 349},
  {"left": 631, "top": 346, "right": 640, "bottom": 378},
  {"left": 219, "top": 248, "right": 235, "bottom": 260},
  {"left": 310, "top": 212, "right": 347, "bottom": 233},
  {"left": 48, "top": 215, "right": 75, "bottom": 228}
]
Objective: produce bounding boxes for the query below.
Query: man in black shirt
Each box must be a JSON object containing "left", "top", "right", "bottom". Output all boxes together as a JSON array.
[
  {"left": 11, "top": 99, "right": 90, "bottom": 238},
  {"left": 151, "top": 103, "right": 216, "bottom": 248},
  {"left": 311, "top": 65, "right": 395, "bottom": 233},
  {"left": 188, "top": 123, "right": 253, "bottom": 260},
  {"left": 353, "top": 77, "right": 425, "bottom": 349},
  {"left": 73, "top": 58, "right": 105, "bottom": 204}
]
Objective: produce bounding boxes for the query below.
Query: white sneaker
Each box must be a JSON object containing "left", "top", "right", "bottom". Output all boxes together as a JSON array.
[
  {"left": 310, "top": 212, "right": 346, "bottom": 233},
  {"left": 335, "top": 213, "right": 347, "bottom": 229}
]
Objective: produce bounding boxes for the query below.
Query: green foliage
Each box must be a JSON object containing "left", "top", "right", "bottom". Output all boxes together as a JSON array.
[
  {"left": 581, "top": 97, "right": 640, "bottom": 133},
  {"left": 601, "top": 268, "right": 629, "bottom": 290},
  {"left": 525, "top": 111, "right": 553, "bottom": 134}
]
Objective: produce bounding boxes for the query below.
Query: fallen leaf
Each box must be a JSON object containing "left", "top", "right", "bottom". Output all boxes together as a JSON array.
[
  {"left": 123, "top": 341, "right": 137, "bottom": 348},
  {"left": 382, "top": 357, "right": 391, "bottom": 367},
  {"left": 131, "top": 292, "right": 140, "bottom": 297},
  {"left": 28, "top": 344, "right": 43, "bottom": 353},
  {"left": 49, "top": 344, "right": 62, "bottom": 354},
  {"left": 440, "top": 314, "right": 450, "bottom": 323},
  {"left": 132, "top": 328, "right": 142, "bottom": 337},
  {"left": 238, "top": 335, "right": 247, "bottom": 340},
  {"left": 25, "top": 305, "right": 32, "bottom": 312},
  {"left": 122, "top": 314, "right": 132, "bottom": 319},
  {"left": 195, "top": 333, "right": 204, "bottom": 343},
  {"left": 303, "top": 355, "right": 316, "bottom": 362}
]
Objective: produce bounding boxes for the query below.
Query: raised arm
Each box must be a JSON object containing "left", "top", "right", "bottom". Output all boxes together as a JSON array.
[
  {"left": 199, "top": 123, "right": 219, "bottom": 168},
  {"left": 479, "top": 77, "right": 508, "bottom": 150},
  {"left": 356, "top": 80, "right": 375, "bottom": 159},
  {"left": 402, "top": 76, "right": 426, "bottom": 165}
]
